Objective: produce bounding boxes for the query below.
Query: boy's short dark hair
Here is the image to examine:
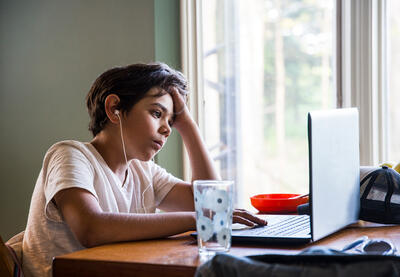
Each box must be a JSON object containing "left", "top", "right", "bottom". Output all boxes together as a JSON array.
[{"left": 86, "top": 62, "right": 188, "bottom": 136}]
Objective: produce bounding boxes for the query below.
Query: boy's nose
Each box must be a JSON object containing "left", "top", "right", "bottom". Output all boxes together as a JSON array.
[{"left": 160, "top": 122, "right": 171, "bottom": 138}]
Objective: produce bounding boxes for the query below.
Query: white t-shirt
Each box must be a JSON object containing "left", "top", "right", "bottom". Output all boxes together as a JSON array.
[{"left": 22, "top": 140, "right": 182, "bottom": 277}]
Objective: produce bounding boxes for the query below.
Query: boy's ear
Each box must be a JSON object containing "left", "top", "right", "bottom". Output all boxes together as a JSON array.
[{"left": 104, "top": 94, "right": 121, "bottom": 124}]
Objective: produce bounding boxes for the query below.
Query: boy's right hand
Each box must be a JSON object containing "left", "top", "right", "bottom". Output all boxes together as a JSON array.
[{"left": 169, "top": 87, "right": 193, "bottom": 133}]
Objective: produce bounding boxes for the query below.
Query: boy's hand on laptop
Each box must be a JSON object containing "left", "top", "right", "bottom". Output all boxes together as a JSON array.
[{"left": 233, "top": 209, "right": 267, "bottom": 227}]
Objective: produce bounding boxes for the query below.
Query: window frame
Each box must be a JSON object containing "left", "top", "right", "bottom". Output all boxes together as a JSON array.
[
  {"left": 180, "top": 0, "right": 205, "bottom": 181},
  {"left": 339, "top": 0, "right": 389, "bottom": 165}
]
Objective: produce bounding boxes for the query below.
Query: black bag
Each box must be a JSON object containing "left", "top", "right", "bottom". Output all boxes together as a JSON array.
[
  {"left": 360, "top": 166, "right": 400, "bottom": 224},
  {"left": 196, "top": 251, "right": 400, "bottom": 277}
]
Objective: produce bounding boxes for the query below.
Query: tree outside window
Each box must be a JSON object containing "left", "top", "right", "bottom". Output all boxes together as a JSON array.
[{"left": 201, "top": 0, "right": 335, "bottom": 210}]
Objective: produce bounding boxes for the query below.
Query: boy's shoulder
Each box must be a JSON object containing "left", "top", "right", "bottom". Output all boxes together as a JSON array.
[
  {"left": 46, "top": 140, "right": 87, "bottom": 154},
  {"left": 42, "top": 140, "right": 97, "bottom": 171},
  {"left": 43, "top": 140, "right": 94, "bottom": 163}
]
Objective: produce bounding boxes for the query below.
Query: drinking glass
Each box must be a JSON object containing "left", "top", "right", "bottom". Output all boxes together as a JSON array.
[{"left": 193, "top": 180, "right": 234, "bottom": 255}]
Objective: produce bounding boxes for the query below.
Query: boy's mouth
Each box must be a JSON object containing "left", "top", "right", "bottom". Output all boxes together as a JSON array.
[{"left": 152, "top": 140, "right": 163, "bottom": 150}]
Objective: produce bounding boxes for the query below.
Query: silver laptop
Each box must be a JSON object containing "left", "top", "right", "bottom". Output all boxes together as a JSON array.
[{"left": 231, "top": 108, "right": 360, "bottom": 244}]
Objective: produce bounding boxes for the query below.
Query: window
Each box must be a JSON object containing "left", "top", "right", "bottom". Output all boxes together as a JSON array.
[
  {"left": 197, "top": 0, "right": 336, "bottom": 209},
  {"left": 181, "top": 0, "right": 399, "bottom": 210}
]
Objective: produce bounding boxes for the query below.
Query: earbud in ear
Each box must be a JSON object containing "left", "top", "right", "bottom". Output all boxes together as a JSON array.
[{"left": 114, "top": 110, "right": 120, "bottom": 115}]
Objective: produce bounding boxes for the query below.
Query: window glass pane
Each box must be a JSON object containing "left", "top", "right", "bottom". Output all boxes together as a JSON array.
[
  {"left": 388, "top": 0, "right": 400, "bottom": 161},
  {"left": 201, "top": 0, "right": 336, "bottom": 210}
]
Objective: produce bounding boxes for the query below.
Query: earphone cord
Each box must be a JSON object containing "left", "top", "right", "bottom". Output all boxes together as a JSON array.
[
  {"left": 116, "top": 111, "right": 150, "bottom": 212},
  {"left": 142, "top": 185, "right": 151, "bottom": 214},
  {"left": 116, "top": 112, "right": 129, "bottom": 187}
]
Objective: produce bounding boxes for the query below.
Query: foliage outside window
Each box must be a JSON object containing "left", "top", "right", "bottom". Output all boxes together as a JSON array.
[{"left": 200, "top": 0, "right": 335, "bottom": 209}]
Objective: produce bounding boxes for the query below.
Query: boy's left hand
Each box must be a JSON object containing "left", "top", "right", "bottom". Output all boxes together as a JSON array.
[{"left": 233, "top": 209, "right": 268, "bottom": 227}]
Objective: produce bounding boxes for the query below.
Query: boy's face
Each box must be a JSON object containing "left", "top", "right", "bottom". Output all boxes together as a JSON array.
[{"left": 123, "top": 87, "right": 174, "bottom": 161}]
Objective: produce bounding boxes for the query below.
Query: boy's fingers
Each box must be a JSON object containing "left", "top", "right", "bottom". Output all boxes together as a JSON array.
[
  {"left": 233, "top": 210, "right": 267, "bottom": 226},
  {"left": 170, "top": 88, "right": 186, "bottom": 112},
  {"left": 171, "top": 87, "right": 182, "bottom": 100},
  {"left": 233, "top": 215, "right": 256, "bottom": 227}
]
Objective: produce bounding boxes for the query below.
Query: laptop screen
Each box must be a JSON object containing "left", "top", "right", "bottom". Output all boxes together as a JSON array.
[{"left": 308, "top": 108, "right": 360, "bottom": 241}]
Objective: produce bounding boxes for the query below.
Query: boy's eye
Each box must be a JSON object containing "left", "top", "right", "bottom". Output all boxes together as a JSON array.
[{"left": 152, "top": 110, "right": 162, "bottom": 118}]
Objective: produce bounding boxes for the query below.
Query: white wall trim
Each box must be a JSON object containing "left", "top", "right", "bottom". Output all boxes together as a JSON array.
[
  {"left": 378, "top": 0, "right": 389, "bottom": 162},
  {"left": 180, "top": 0, "right": 204, "bottom": 181},
  {"left": 341, "top": 0, "right": 388, "bottom": 165}
]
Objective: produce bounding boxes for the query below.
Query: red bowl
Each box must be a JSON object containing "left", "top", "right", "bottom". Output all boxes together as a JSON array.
[{"left": 250, "top": 193, "right": 309, "bottom": 213}]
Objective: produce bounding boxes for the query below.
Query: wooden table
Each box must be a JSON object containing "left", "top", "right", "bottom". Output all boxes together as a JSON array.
[{"left": 53, "top": 221, "right": 400, "bottom": 277}]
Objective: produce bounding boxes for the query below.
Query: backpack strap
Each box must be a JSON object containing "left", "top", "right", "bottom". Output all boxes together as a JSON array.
[
  {"left": 361, "top": 170, "right": 380, "bottom": 200},
  {"left": 384, "top": 169, "right": 394, "bottom": 221}
]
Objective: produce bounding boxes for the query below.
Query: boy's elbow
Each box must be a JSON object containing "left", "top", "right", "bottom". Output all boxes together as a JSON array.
[
  {"left": 73, "top": 218, "right": 103, "bottom": 248},
  {"left": 78, "top": 231, "right": 97, "bottom": 248},
  {"left": 80, "top": 238, "right": 99, "bottom": 248}
]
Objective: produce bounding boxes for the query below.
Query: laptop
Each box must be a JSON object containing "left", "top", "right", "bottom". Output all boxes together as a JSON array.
[{"left": 231, "top": 108, "right": 360, "bottom": 244}]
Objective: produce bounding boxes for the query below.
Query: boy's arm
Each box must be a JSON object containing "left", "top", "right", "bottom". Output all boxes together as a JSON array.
[
  {"left": 157, "top": 88, "right": 218, "bottom": 212},
  {"left": 157, "top": 118, "right": 218, "bottom": 211},
  {"left": 54, "top": 187, "right": 196, "bottom": 248},
  {"left": 55, "top": 187, "right": 265, "bottom": 248},
  {"left": 158, "top": 89, "right": 267, "bottom": 227},
  {"left": 170, "top": 88, "right": 220, "bottom": 181}
]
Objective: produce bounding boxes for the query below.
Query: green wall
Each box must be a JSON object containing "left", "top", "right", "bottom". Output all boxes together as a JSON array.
[
  {"left": 0, "top": 0, "right": 182, "bottom": 240},
  {"left": 154, "top": 0, "right": 183, "bottom": 178}
]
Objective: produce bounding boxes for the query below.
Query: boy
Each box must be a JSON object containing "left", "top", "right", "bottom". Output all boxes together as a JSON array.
[{"left": 22, "top": 63, "right": 266, "bottom": 277}]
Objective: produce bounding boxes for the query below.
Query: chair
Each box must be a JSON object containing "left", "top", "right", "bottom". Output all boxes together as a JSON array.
[
  {"left": 1, "top": 232, "right": 24, "bottom": 277},
  {"left": 0, "top": 235, "right": 15, "bottom": 277}
]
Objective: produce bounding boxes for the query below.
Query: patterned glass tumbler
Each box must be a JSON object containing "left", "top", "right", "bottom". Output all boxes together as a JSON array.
[{"left": 193, "top": 180, "right": 234, "bottom": 255}]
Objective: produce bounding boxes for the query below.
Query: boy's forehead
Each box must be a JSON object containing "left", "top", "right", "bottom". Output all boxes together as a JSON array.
[
  {"left": 143, "top": 88, "right": 173, "bottom": 110},
  {"left": 145, "top": 89, "right": 171, "bottom": 102},
  {"left": 147, "top": 86, "right": 166, "bottom": 96},
  {"left": 143, "top": 87, "right": 170, "bottom": 100}
]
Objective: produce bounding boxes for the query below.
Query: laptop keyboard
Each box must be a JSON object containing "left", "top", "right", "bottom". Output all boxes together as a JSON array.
[{"left": 234, "top": 215, "right": 310, "bottom": 237}]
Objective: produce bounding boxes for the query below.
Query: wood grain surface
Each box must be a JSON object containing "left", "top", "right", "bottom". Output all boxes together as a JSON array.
[{"left": 53, "top": 221, "right": 400, "bottom": 277}]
